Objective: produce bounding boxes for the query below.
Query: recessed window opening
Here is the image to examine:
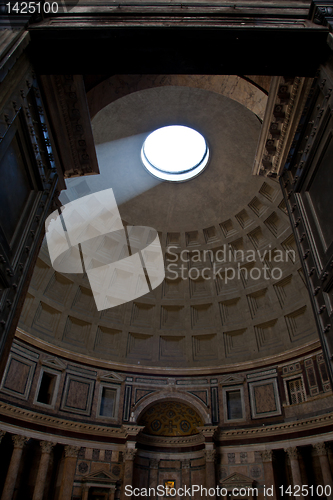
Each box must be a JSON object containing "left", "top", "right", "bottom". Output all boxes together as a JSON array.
[
  {"left": 226, "top": 389, "right": 243, "bottom": 420},
  {"left": 141, "top": 125, "right": 209, "bottom": 182},
  {"left": 37, "top": 371, "right": 56, "bottom": 405},
  {"left": 99, "top": 387, "right": 117, "bottom": 417},
  {"left": 287, "top": 378, "right": 306, "bottom": 405}
]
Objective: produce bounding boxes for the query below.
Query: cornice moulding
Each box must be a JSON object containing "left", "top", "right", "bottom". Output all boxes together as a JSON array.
[
  {"left": 217, "top": 411, "right": 333, "bottom": 442},
  {"left": 15, "top": 329, "right": 321, "bottom": 376},
  {"left": 0, "top": 401, "right": 125, "bottom": 440}
]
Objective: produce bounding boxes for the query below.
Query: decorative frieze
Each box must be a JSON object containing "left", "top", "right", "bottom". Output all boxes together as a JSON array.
[
  {"left": 39, "top": 75, "right": 99, "bottom": 178},
  {"left": 253, "top": 76, "right": 313, "bottom": 177},
  {"left": 65, "top": 445, "right": 80, "bottom": 458}
]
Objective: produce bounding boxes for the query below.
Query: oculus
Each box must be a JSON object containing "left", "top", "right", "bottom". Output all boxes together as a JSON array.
[{"left": 141, "top": 125, "right": 209, "bottom": 182}]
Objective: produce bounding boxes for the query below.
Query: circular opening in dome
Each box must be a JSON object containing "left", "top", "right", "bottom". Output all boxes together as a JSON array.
[{"left": 141, "top": 125, "right": 209, "bottom": 182}]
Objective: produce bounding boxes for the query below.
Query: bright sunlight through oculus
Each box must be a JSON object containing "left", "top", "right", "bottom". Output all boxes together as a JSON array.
[{"left": 141, "top": 125, "right": 209, "bottom": 182}]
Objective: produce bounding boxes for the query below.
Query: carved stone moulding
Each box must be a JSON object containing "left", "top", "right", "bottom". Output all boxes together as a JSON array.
[
  {"left": 137, "top": 432, "right": 204, "bottom": 447},
  {"left": 253, "top": 76, "right": 313, "bottom": 178},
  {"left": 39, "top": 75, "right": 99, "bottom": 179}
]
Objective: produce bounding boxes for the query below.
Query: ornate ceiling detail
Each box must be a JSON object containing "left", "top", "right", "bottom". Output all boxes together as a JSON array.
[
  {"left": 253, "top": 76, "right": 313, "bottom": 177},
  {"left": 39, "top": 75, "right": 99, "bottom": 179},
  {"left": 138, "top": 401, "right": 203, "bottom": 436}
]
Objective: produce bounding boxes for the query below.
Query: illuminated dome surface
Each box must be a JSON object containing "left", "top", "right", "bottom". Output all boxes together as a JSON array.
[{"left": 141, "top": 125, "right": 209, "bottom": 181}]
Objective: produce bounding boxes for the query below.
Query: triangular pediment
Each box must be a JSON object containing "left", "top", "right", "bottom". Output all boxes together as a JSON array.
[
  {"left": 42, "top": 356, "right": 66, "bottom": 371},
  {"left": 99, "top": 371, "right": 124, "bottom": 382},
  {"left": 220, "top": 374, "right": 244, "bottom": 385},
  {"left": 83, "top": 468, "right": 118, "bottom": 483},
  {"left": 221, "top": 472, "right": 254, "bottom": 486}
]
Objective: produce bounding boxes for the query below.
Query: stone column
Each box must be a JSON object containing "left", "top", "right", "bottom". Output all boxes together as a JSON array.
[
  {"left": 261, "top": 450, "right": 277, "bottom": 500},
  {"left": 313, "top": 443, "right": 333, "bottom": 499},
  {"left": 1, "top": 434, "right": 28, "bottom": 500},
  {"left": 205, "top": 450, "right": 216, "bottom": 500},
  {"left": 58, "top": 445, "right": 80, "bottom": 500},
  {"left": 121, "top": 448, "right": 137, "bottom": 500},
  {"left": 182, "top": 459, "right": 191, "bottom": 498},
  {"left": 198, "top": 426, "right": 218, "bottom": 500},
  {"left": 82, "top": 484, "right": 89, "bottom": 500},
  {"left": 108, "top": 484, "right": 116, "bottom": 500},
  {"left": 285, "top": 447, "right": 303, "bottom": 498},
  {"left": 32, "top": 441, "right": 57, "bottom": 500},
  {"left": 149, "top": 459, "right": 159, "bottom": 500}
]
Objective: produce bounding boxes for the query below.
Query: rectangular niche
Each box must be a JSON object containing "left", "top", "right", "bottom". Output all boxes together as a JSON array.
[
  {"left": 284, "top": 306, "right": 313, "bottom": 341},
  {"left": 229, "top": 237, "right": 245, "bottom": 260},
  {"left": 0, "top": 353, "right": 36, "bottom": 400},
  {"left": 34, "top": 367, "right": 61, "bottom": 409},
  {"left": 44, "top": 272, "right": 73, "bottom": 305},
  {"left": 220, "top": 219, "right": 237, "bottom": 238},
  {"left": 97, "top": 384, "right": 120, "bottom": 420},
  {"left": 126, "top": 333, "right": 154, "bottom": 361},
  {"left": 61, "top": 374, "right": 95, "bottom": 415},
  {"left": 281, "top": 234, "right": 297, "bottom": 263},
  {"left": 192, "top": 334, "right": 217, "bottom": 362},
  {"left": 273, "top": 275, "right": 294, "bottom": 307},
  {"left": 249, "top": 378, "right": 281, "bottom": 419},
  {"left": 247, "top": 288, "right": 269, "bottom": 319},
  {"left": 30, "top": 258, "right": 51, "bottom": 290},
  {"left": 32, "top": 302, "right": 61, "bottom": 337},
  {"left": 248, "top": 196, "right": 267, "bottom": 217},
  {"left": 222, "top": 386, "right": 245, "bottom": 422},
  {"left": 219, "top": 297, "right": 241, "bottom": 325},
  {"left": 264, "top": 211, "right": 289, "bottom": 238},
  {"left": 223, "top": 328, "right": 249, "bottom": 358},
  {"left": 131, "top": 302, "right": 155, "bottom": 328},
  {"left": 204, "top": 226, "right": 220, "bottom": 244},
  {"left": 186, "top": 230, "right": 200, "bottom": 247},
  {"left": 189, "top": 276, "right": 211, "bottom": 299},
  {"left": 235, "top": 209, "right": 253, "bottom": 229},
  {"left": 71, "top": 286, "right": 97, "bottom": 316},
  {"left": 215, "top": 268, "right": 238, "bottom": 296},
  {"left": 161, "top": 305, "right": 184, "bottom": 329},
  {"left": 100, "top": 303, "right": 125, "bottom": 324},
  {"left": 19, "top": 292, "right": 34, "bottom": 326},
  {"left": 248, "top": 226, "right": 269, "bottom": 250},
  {"left": 278, "top": 198, "right": 288, "bottom": 215},
  {"left": 62, "top": 316, "right": 92, "bottom": 348},
  {"left": 163, "top": 277, "right": 184, "bottom": 300},
  {"left": 159, "top": 335, "right": 185, "bottom": 361},
  {"left": 259, "top": 182, "right": 278, "bottom": 202},
  {"left": 254, "top": 319, "right": 283, "bottom": 352},
  {"left": 191, "top": 303, "right": 213, "bottom": 329},
  {"left": 316, "top": 354, "right": 331, "bottom": 392},
  {"left": 94, "top": 326, "right": 121, "bottom": 357},
  {"left": 239, "top": 261, "right": 257, "bottom": 288},
  {"left": 166, "top": 232, "right": 181, "bottom": 247}
]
